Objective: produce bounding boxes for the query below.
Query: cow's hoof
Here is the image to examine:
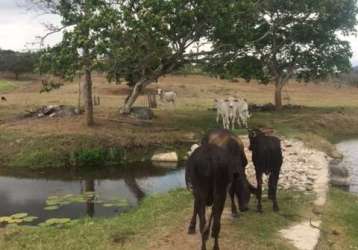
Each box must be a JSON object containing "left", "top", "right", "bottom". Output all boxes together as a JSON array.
[{"left": 188, "top": 226, "right": 196, "bottom": 234}]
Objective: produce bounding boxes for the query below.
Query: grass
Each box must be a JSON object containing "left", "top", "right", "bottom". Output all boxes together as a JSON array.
[
  {"left": 0, "top": 189, "right": 312, "bottom": 250},
  {"left": 316, "top": 188, "right": 358, "bottom": 250},
  {"left": 0, "top": 80, "right": 16, "bottom": 92},
  {"left": 0, "top": 189, "right": 191, "bottom": 250}
]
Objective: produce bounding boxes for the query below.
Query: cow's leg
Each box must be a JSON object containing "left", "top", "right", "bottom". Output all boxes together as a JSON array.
[
  {"left": 198, "top": 200, "right": 207, "bottom": 250},
  {"left": 229, "top": 183, "right": 238, "bottom": 217},
  {"left": 212, "top": 191, "right": 226, "bottom": 250},
  {"left": 188, "top": 198, "right": 198, "bottom": 234},
  {"left": 268, "top": 171, "right": 280, "bottom": 212},
  {"left": 256, "top": 171, "right": 263, "bottom": 213}
]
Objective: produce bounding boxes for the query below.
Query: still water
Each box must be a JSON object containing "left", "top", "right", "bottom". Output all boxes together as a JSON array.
[
  {"left": 336, "top": 140, "right": 358, "bottom": 193},
  {"left": 0, "top": 163, "right": 185, "bottom": 225}
]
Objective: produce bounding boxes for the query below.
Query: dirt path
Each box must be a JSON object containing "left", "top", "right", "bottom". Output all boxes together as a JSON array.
[{"left": 148, "top": 208, "right": 251, "bottom": 250}]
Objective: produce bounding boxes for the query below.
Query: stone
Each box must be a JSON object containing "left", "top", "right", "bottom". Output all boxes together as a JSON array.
[
  {"left": 151, "top": 152, "right": 178, "bottom": 162},
  {"left": 130, "top": 107, "right": 154, "bottom": 120}
]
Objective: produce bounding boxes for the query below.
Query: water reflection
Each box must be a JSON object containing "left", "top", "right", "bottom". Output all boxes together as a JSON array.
[
  {"left": 0, "top": 163, "right": 185, "bottom": 224},
  {"left": 336, "top": 140, "right": 358, "bottom": 193}
]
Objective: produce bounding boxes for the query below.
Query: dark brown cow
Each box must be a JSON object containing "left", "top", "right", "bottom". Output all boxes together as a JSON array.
[
  {"left": 202, "top": 129, "right": 254, "bottom": 216},
  {"left": 185, "top": 143, "right": 240, "bottom": 250},
  {"left": 248, "top": 129, "right": 283, "bottom": 212}
]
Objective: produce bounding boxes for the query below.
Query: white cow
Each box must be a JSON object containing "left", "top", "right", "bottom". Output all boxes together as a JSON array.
[
  {"left": 157, "top": 88, "right": 176, "bottom": 105},
  {"left": 235, "top": 98, "right": 250, "bottom": 128},
  {"left": 214, "top": 97, "right": 250, "bottom": 129},
  {"left": 214, "top": 99, "right": 231, "bottom": 129}
]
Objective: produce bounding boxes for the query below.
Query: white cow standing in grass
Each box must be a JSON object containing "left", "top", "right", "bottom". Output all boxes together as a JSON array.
[
  {"left": 235, "top": 98, "right": 250, "bottom": 128},
  {"left": 157, "top": 88, "right": 177, "bottom": 106},
  {"left": 214, "top": 97, "right": 250, "bottom": 129},
  {"left": 214, "top": 99, "right": 231, "bottom": 129}
]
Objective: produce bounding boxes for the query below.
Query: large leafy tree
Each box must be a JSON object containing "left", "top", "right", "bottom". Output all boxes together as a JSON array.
[
  {"left": 208, "top": 0, "right": 358, "bottom": 109},
  {"left": 33, "top": 0, "right": 117, "bottom": 126},
  {"left": 106, "top": 0, "right": 212, "bottom": 113}
]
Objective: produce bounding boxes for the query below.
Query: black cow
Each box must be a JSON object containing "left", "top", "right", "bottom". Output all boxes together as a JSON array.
[
  {"left": 185, "top": 143, "right": 241, "bottom": 250},
  {"left": 1, "top": 96, "right": 7, "bottom": 102},
  {"left": 248, "top": 129, "right": 283, "bottom": 212},
  {"left": 202, "top": 129, "right": 254, "bottom": 217}
]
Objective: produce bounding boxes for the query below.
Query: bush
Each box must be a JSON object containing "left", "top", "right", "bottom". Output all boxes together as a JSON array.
[{"left": 70, "top": 147, "right": 127, "bottom": 168}]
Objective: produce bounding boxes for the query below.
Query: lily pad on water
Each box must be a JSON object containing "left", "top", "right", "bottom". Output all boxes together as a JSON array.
[
  {"left": 0, "top": 213, "right": 35, "bottom": 225},
  {"left": 44, "top": 205, "right": 60, "bottom": 211},
  {"left": 11, "top": 213, "right": 28, "bottom": 219},
  {"left": 23, "top": 216, "right": 39, "bottom": 223},
  {"left": 46, "top": 200, "right": 60, "bottom": 206},
  {"left": 103, "top": 203, "right": 115, "bottom": 207},
  {"left": 0, "top": 216, "right": 12, "bottom": 223}
]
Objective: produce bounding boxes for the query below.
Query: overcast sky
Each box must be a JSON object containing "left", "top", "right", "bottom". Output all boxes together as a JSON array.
[{"left": 1, "top": 0, "right": 358, "bottom": 66}]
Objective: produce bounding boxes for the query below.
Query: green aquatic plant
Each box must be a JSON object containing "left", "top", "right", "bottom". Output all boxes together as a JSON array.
[
  {"left": 44, "top": 193, "right": 130, "bottom": 211},
  {"left": 0, "top": 213, "right": 38, "bottom": 225}
]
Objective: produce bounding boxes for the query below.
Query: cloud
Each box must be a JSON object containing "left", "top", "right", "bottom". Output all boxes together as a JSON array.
[
  {"left": 0, "top": 1, "right": 62, "bottom": 51},
  {"left": 0, "top": 1, "right": 357, "bottom": 66}
]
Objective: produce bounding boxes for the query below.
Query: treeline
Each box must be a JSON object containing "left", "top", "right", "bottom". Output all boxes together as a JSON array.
[
  {"left": 335, "top": 66, "right": 358, "bottom": 87},
  {"left": 25, "top": 0, "right": 358, "bottom": 126},
  {"left": 0, "top": 49, "right": 38, "bottom": 80}
]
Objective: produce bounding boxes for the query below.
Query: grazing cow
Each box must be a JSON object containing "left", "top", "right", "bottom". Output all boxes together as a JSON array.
[
  {"left": 186, "top": 143, "right": 241, "bottom": 250},
  {"left": 248, "top": 129, "right": 283, "bottom": 212},
  {"left": 202, "top": 128, "right": 254, "bottom": 216},
  {"left": 157, "top": 88, "right": 176, "bottom": 105},
  {"left": 1, "top": 96, "right": 7, "bottom": 102}
]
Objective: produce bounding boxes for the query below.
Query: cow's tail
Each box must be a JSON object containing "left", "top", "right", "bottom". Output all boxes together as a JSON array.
[{"left": 185, "top": 160, "right": 192, "bottom": 191}]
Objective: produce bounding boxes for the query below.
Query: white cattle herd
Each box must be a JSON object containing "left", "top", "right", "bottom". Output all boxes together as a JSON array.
[
  {"left": 214, "top": 96, "right": 250, "bottom": 129},
  {"left": 156, "top": 88, "right": 250, "bottom": 129}
]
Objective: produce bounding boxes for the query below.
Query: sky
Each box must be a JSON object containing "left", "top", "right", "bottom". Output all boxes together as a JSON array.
[{"left": 0, "top": 0, "right": 358, "bottom": 66}]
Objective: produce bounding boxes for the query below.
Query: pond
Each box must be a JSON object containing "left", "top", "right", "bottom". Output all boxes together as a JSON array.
[
  {"left": 336, "top": 140, "right": 358, "bottom": 193},
  {"left": 0, "top": 163, "right": 185, "bottom": 227}
]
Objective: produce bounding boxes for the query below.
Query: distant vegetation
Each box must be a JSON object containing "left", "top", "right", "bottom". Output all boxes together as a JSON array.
[
  {"left": 334, "top": 66, "right": 358, "bottom": 88},
  {"left": 0, "top": 49, "right": 37, "bottom": 80}
]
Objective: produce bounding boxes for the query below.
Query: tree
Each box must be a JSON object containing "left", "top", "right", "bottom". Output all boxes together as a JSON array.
[
  {"left": 207, "top": 0, "right": 358, "bottom": 109},
  {"left": 106, "top": 0, "right": 212, "bottom": 113},
  {"left": 33, "top": 0, "right": 116, "bottom": 126},
  {"left": 0, "top": 49, "right": 37, "bottom": 79}
]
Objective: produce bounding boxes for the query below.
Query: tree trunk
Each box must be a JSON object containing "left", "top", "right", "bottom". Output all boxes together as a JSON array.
[
  {"left": 274, "top": 80, "right": 284, "bottom": 110},
  {"left": 83, "top": 64, "right": 94, "bottom": 126},
  {"left": 121, "top": 79, "right": 152, "bottom": 114},
  {"left": 78, "top": 74, "right": 81, "bottom": 112}
]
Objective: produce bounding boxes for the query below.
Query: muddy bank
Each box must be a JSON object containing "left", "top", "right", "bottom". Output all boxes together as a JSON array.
[{"left": 0, "top": 132, "right": 192, "bottom": 170}]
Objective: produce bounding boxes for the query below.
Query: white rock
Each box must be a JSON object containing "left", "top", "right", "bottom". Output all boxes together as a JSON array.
[{"left": 151, "top": 152, "right": 178, "bottom": 162}]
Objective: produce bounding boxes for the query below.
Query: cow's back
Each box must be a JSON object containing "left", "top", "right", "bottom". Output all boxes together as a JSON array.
[{"left": 252, "top": 136, "right": 282, "bottom": 174}]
